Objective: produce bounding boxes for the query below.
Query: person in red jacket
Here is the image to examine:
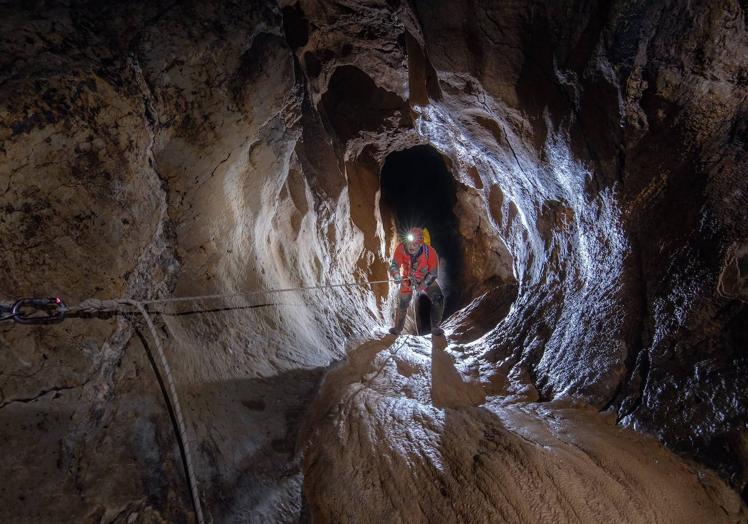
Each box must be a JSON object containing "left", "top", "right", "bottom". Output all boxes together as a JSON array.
[{"left": 389, "top": 227, "right": 445, "bottom": 336}]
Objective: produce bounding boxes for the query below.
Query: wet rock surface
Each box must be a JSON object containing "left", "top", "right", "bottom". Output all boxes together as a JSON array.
[
  {"left": 302, "top": 333, "right": 746, "bottom": 523},
  {"left": 0, "top": 0, "right": 746, "bottom": 521},
  {"left": 413, "top": 0, "right": 748, "bottom": 496}
]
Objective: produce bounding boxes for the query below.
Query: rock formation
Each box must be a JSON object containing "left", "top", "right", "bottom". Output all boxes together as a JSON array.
[{"left": 0, "top": 0, "right": 745, "bottom": 522}]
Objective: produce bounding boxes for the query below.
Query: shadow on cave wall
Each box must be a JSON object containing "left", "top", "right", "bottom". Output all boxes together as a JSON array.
[{"left": 320, "top": 65, "right": 411, "bottom": 144}]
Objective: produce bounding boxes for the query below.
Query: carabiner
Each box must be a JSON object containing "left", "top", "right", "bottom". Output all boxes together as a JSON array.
[
  {"left": 11, "top": 297, "right": 67, "bottom": 324},
  {"left": 0, "top": 303, "right": 14, "bottom": 322}
]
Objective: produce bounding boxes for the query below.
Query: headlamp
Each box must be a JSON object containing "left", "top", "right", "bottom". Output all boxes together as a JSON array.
[{"left": 407, "top": 234, "right": 414, "bottom": 241}]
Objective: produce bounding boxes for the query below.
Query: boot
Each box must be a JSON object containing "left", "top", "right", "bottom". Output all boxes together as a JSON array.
[
  {"left": 389, "top": 308, "right": 406, "bottom": 335},
  {"left": 389, "top": 293, "right": 410, "bottom": 335}
]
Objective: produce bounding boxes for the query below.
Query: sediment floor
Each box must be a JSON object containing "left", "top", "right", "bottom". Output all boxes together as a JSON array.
[{"left": 302, "top": 332, "right": 746, "bottom": 523}]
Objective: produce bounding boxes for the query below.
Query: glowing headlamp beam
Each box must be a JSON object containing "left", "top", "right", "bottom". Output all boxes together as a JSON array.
[{"left": 407, "top": 234, "right": 414, "bottom": 241}]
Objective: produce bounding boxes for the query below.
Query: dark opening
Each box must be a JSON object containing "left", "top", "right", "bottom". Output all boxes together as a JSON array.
[
  {"left": 281, "top": 3, "right": 309, "bottom": 50},
  {"left": 379, "top": 145, "right": 463, "bottom": 331},
  {"left": 321, "top": 65, "right": 411, "bottom": 143}
]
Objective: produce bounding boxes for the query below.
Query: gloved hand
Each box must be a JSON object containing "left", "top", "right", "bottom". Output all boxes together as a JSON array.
[
  {"left": 417, "top": 269, "right": 431, "bottom": 289},
  {"left": 391, "top": 272, "right": 402, "bottom": 284}
]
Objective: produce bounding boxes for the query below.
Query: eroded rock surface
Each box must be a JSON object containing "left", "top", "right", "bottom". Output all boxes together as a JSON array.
[
  {"left": 0, "top": 0, "right": 746, "bottom": 521},
  {"left": 303, "top": 334, "right": 746, "bottom": 523},
  {"left": 412, "top": 0, "right": 748, "bottom": 496}
]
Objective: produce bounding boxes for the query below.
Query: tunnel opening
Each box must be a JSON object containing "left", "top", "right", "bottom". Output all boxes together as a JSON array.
[{"left": 379, "top": 145, "right": 464, "bottom": 330}]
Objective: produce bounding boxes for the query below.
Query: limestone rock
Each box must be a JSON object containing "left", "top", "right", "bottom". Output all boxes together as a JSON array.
[{"left": 1, "top": 0, "right": 746, "bottom": 521}]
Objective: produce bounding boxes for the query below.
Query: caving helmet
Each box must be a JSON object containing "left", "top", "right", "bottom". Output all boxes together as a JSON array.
[{"left": 405, "top": 227, "right": 424, "bottom": 254}]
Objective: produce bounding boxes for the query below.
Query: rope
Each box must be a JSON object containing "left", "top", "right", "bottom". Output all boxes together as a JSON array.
[
  {"left": 124, "top": 300, "right": 205, "bottom": 524},
  {"left": 59, "top": 279, "right": 394, "bottom": 318},
  {"left": 3, "top": 277, "right": 397, "bottom": 523},
  {"left": 136, "top": 279, "right": 393, "bottom": 306},
  {"left": 60, "top": 277, "right": 396, "bottom": 523},
  {"left": 360, "top": 334, "right": 411, "bottom": 386}
]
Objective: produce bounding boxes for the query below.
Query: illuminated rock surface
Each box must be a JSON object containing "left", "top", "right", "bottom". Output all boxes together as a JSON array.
[
  {"left": 0, "top": 0, "right": 746, "bottom": 522},
  {"left": 303, "top": 333, "right": 744, "bottom": 523}
]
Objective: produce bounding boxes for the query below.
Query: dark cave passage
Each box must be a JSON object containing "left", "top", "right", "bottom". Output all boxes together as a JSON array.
[{"left": 379, "top": 145, "right": 464, "bottom": 328}]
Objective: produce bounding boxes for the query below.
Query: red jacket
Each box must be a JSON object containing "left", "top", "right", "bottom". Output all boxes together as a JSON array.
[{"left": 390, "top": 243, "right": 438, "bottom": 292}]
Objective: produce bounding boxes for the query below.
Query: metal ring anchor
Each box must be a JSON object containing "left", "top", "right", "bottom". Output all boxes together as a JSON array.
[{"left": 10, "top": 297, "right": 67, "bottom": 324}]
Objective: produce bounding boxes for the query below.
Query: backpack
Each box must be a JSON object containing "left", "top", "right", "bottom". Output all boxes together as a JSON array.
[{"left": 423, "top": 228, "right": 431, "bottom": 246}]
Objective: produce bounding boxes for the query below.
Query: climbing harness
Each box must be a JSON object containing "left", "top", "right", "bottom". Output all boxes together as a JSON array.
[{"left": 0, "top": 277, "right": 395, "bottom": 524}]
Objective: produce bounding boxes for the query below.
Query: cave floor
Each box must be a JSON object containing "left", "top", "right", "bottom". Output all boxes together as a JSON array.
[{"left": 301, "top": 332, "right": 746, "bottom": 523}]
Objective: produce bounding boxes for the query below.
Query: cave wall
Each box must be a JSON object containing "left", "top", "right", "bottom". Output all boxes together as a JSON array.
[
  {"left": 1, "top": 2, "right": 386, "bottom": 521},
  {"left": 0, "top": 0, "right": 746, "bottom": 521},
  {"left": 414, "top": 0, "right": 748, "bottom": 493}
]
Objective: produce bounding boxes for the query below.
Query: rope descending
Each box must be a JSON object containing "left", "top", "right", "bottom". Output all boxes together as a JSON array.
[{"left": 0, "top": 277, "right": 396, "bottom": 523}]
